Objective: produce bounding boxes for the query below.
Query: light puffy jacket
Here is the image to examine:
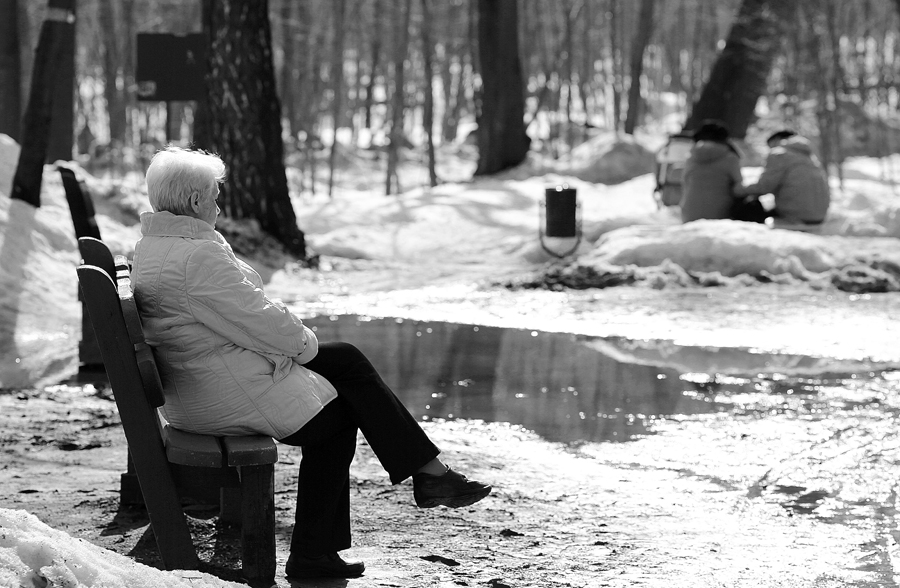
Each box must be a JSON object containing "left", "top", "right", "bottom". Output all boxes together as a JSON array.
[
  {"left": 680, "top": 141, "right": 743, "bottom": 223},
  {"left": 737, "top": 136, "right": 830, "bottom": 223},
  {"left": 131, "top": 211, "right": 337, "bottom": 439}
]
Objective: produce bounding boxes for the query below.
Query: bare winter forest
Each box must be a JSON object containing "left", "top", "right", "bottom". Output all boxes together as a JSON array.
[
  {"left": 4, "top": 0, "right": 900, "bottom": 257},
  {"left": 5, "top": 0, "right": 900, "bottom": 160}
]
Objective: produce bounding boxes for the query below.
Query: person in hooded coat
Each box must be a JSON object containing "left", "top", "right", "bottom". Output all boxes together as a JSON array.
[
  {"left": 679, "top": 121, "right": 744, "bottom": 223},
  {"left": 736, "top": 130, "right": 830, "bottom": 226}
]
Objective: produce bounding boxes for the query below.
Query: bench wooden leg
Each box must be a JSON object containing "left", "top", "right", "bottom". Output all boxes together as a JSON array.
[
  {"left": 119, "top": 450, "right": 145, "bottom": 506},
  {"left": 238, "top": 464, "right": 276, "bottom": 587},
  {"left": 219, "top": 487, "right": 242, "bottom": 524}
]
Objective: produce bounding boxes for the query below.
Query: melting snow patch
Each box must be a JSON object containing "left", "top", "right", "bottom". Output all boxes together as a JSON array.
[{"left": 0, "top": 509, "right": 244, "bottom": 587}]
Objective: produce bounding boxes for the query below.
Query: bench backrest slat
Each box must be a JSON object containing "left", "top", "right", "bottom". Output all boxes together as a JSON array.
[
  {"left": 76, "top": 264, "right": 198, "bottom": 569},
  {"left": 111, "top": 256, "right": 166, "bottom": 409},
  {"left": 78, "top": 237, "right": 115, "bottom": 278}
]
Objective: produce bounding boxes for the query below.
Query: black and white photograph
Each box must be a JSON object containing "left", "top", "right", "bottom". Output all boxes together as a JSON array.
[{"left": 2, "top": 0, "right": 900, "bottom": 587}]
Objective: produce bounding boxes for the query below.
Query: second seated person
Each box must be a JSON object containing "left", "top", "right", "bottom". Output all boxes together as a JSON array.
[
  {"left": 131, "top": 146, "right": 492, "bottom": 581},
  {"left": 734, "top": 129, "right": 830, "bottom": 227},
  {"left": 680, "top": 120, "right": 744, "bottom": 223}
]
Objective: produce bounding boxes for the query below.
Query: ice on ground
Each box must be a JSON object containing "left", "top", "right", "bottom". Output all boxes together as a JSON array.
[{"left": 0, "top": 509, "right": 244, "bottom": 588}]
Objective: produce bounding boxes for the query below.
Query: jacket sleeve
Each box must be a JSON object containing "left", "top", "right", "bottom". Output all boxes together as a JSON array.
[
  {"left": 737, "top": 152, "right": 787, "bottom": 196},
  {"left": 183, "top": 241, "right": 318, "bottom": 363}
]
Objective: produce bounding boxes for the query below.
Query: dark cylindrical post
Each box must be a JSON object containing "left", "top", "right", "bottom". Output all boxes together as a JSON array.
[{"left": 545, "top": 185, "right": 577, "bottom": 237}]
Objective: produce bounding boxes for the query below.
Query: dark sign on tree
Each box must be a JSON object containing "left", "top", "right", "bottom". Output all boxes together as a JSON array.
[{"left": 135, "top": 33, "right": 206, "bottom": 102}]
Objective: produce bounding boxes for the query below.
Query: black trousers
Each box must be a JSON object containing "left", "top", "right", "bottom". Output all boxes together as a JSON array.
[{"left": 278, "top": 342, "right": 440, "bottom": 555}]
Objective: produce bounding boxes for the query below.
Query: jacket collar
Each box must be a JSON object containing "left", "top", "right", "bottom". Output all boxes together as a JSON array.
[{"left": 139, "top": 211, "right": 224, "bottom": 243}]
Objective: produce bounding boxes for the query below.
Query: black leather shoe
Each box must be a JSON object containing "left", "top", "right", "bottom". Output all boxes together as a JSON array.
[
  {"left": 285, "top": 552, "right": 365, "bottom": 579},
  {"left": 413, "top": 468, "right": 492, "bottom": 508}
]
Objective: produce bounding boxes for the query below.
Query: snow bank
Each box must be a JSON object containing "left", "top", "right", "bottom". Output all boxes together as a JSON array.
[
  {"left": 0, "top": 153, "right": 81, "bottom": 388},
  {"left": 3, "top": 131, "right": 900, "bottom": 386},
  {"left": 558, "top": 133, "right": 656, "bottom": 185},
  {"left": 0, "top": 509, "right": 244, "bottom": 588},
  {"left": 0, "top": 136, "right": 143, "bottom": 388},
  {"left": 590, "top": 220, "right": 838, "bottom": 277},
  {"left": 511, "top": 220, "right": 900, "bottom": 292},
  {"left": 0, "top": 135, "right": 17, "bottom": 197}
]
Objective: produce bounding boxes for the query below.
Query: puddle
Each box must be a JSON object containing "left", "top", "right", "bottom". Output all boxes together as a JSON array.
[{"left": 305, "top": 315, "right": 900, "bottom": 444}]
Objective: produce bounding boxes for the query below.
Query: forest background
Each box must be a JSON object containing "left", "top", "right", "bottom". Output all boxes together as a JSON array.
[{"left": 4, "top": 0, "right": 900, "bottom": 256}]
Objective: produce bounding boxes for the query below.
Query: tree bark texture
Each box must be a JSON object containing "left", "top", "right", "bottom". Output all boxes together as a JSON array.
[
  {"left": 12, "top": 0, "right": 76, "bottom": 207},
  {"left": 98, "top": 0, "right": 129, "bottom": 146},
  {"left": 278, "top": 0, "right": 297, "bottom": 141},
  {"left": 48, "top": 0, "right": 75, "bottom": 162},
  {"left": 421, "top": 0, "right": 438, "bottom": 187},
  {"left": 0, "top": 0, "right": 22, "bottom": 141},
  {"left": 474, "top": 0, "right": 529, "bottom": 176},
  {"left": 684, "top": 0, "right": 797, "bottom": 138},
  {"left": 364, "top": 0, "right": 382, "bottom": 130},
  {"left": 385, "top": 0, "right": 412, "bottom": 195},
  {"left": 327, "top": 0, "right": 346, "bottom": 197},
  {"left": 624, "top": 0, "right": 656, "bottom": 135},
  {"left": 202, "top": 0, "right": 307, "bottom": 259}
]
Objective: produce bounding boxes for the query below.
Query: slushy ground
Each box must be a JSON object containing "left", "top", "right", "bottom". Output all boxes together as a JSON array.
[
  {"left": 3, "top": 282, "right": 900, "bottom": 587},
  {"left": 4, "top": 135, "right": 900, "bottom": 586}
]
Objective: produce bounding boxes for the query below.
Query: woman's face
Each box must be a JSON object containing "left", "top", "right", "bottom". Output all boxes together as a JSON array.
[{"left": 198, "top": 183, "right": 220, "bottom": 226}]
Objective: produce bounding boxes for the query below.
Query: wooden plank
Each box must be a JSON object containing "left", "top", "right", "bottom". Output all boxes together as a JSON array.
[
  {"left": 77, "top": 266, "right": 199, "bottom": 571},
  {"left": 77, "top": 237, "right": 115, "bottom": 278},
  {"left": 238, "top": 464, "right": 276, "bottom": 588},
  {"left": 170, "top": 463, "right": 239, "bottom": 507},
  {"left": 115, "top": 262, "right": 144, "bottom": 346},
  {"left": 219, "top": 487, "right": 242, "bottom": 524},
  {"left": 164, "top": 426, "right": 225, "bottom": 468},
  {"left": 59, "top": 165, "right": 102, "bottom": 240},
  {"left": 221, "top": 436, "right": 278, "bottom": 467},
  {"left": 115, "top": 262, "right": 166, "bottom": 408}
]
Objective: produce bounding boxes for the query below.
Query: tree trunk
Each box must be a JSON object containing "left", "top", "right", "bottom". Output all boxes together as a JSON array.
[
  {"left": 364, "top": 0, "right": 383, "bottom": 130},
  {"left": 278, "top": 0, "right": 297, "bottom": 143},
  {"left": 202, "top": 0, "right": 307, "bottom": 259},
  {"left": 439, "top": 2, "right": 463, "bottom": 143},
  {"left": 421, "top": 0, "right": 438, "bottom": 187},
  {"left": 623, "top": 0, "right": 656, "bottom": 134},
  {"left": 327, "top": 0, "right": 346, "bottom": 198},
  {"left": 11, "top": 0, "right": 76, "bottom": 206},
  {"left": 474, "top": 0, "right": 529, "bottom": 176},
  {"left": 684, "top": 0, "right": 798, "bottom": 138},
  {"left": 48, "top": 0, "right": 75, "bottom": 162},
  {"left": 120, "top": 0, "right": 135, "bottom": 151},
  {"left": 579, "top": 0, "right": 594, "bottom": 130},
  {"left": 824, "top": 0, "right": 844, "bottom": 187},
  {"left": 385, "top": 0, "right": 412, "bottom": 195},
  {"left": 98, "top": 0, "right": 127, "bottom": 147},
  {"left": 0, "top": 0, "right": 22, "bottom": 141},
  {"left": 607, "top": 0, "right": 621, "bottom": 129}
]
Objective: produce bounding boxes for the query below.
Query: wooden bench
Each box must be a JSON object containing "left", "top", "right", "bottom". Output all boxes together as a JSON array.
[{"left": 76, "top": 245, "right": 278, "bottom": 587}]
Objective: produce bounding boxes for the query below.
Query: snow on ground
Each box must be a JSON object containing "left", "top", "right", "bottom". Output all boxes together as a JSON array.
[
  {"left": 0, "top": 137, "right": 142, "bottom": 389},
  {"left": 0, "top": 509, "right": 244, "bottom": 588},
  {"left": 1, "top": 131, "right": 900, "bottom": 389},
  {"left": 2, "top": 131, "right": 900, "bottom": 583}
]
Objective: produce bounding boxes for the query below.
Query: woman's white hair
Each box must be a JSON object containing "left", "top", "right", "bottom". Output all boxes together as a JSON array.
[{"left": 146, "top": 146, "right": 226, "bottom": 215}]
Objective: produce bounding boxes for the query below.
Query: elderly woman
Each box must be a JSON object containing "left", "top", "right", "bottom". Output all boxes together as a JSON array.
[{"left": 132, "top": 146, "right": 491, "bottom": 580}]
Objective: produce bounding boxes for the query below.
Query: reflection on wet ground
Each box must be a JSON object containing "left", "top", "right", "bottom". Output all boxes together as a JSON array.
[{"left": 306, "top": 315, "right": 900, "bottom": 444}]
